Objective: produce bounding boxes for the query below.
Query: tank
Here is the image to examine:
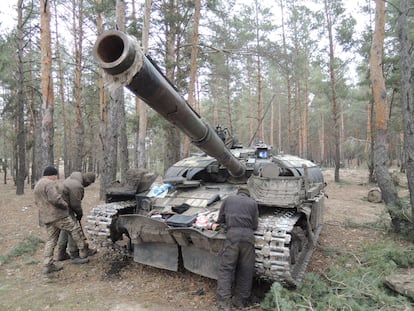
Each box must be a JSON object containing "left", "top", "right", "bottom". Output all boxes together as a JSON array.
[{"left": 87, "top": 30, "right": 325, "bottom": 287}]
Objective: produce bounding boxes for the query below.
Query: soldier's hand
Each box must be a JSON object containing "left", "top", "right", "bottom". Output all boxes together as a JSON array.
[
  {"left": 211, "top": 223, "right": 220, "bottom": 231},
  {"left": 76, "top": 211, "right": 83, "bottom": 221}
]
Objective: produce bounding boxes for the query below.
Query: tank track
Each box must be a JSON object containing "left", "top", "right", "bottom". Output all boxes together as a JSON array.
[
  {"left": 86, "top": 201, "right": 136, "bottom": 247},
  {"left": 254, "top": 210, "right": 316, "bottom": 287}
]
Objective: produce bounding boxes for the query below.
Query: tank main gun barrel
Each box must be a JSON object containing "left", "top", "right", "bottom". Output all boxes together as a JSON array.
[{"left": 93, "top": 30, "right": 245, "bottom": 178}]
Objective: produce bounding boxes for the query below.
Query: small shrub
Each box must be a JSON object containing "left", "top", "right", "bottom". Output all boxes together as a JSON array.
[
  {"left": 344, "top": 212, "right": 391, "bottom": 232},
  {"left": 0, "top": 235, "right": 44, "bottom": 265}
]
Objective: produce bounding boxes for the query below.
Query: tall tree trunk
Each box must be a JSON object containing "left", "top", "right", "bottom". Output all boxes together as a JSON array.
[
  {"left": 398, "top": 0, "right": 414, "bottom": 225},
  {"left": 213, "top": 97, "right": 219, "bottom": 127},
  {"left": 100, "top": 0, "right": 127, "bottom": 191},
  {"left": 116, "top": 0, "right": 129, "bottom": 180},
  {"left": 16, "top": 0, "right": 26, "bottom": 194},
  {"left": 324, "top": 0, "right": 340, "bottom": 182},
  {"left": 254, "top": 0, "right": 263, "bottom": 142},
  {"left": 40, "top": 0, "right": 55, "bottom": 170},
  {"left": 54, "top": 4, "right": 69, "bottom": 178},
  {"left": 366, "top": 98, "right": 375, "bottom": 182},
  {"left": 96, "top": 0, "right": 109, "bottom": 199},
  {"left": 320, "top": 113, "right": 325, "bottom": 165},
  {"left": 303, "top": 62, "right": 309, "bottom": 159},
  {"left": 292, "top": 10, "right": 301, "bottom": 157},
  {"left": 72, "top": 0, "right": 85, "bottom": 172},
  {"left": 280, "top": 0, "right": 292, "bottom": 154},
  {"left": 163, "top": 0, "right": 181, "bottom": 174},
  {"left": 135, "top": 0, "right": 151, "bottom": 169},
  {"left": 270, "top": 97, "right": 274, "bottom": 147},
  {"left": 26, "top": 43, "right": 41, "bottom": 186},
  {"left": 248, "top": 56, "right": 254, "bottom": 144},
  {"left": 370, "top": 0, "right": 401, "bottom": 232},
  {"left": 278, "top": 95, "right": 281, "bottom": 152},
  {"left": 225, "top": 55, "right": 233, "bottom": 134},
  {"left": 183, "top": 0, "right": 201, "bottom": 158},
  {"left": 107, "top": 89, "right": 120, "bottom": 182}
]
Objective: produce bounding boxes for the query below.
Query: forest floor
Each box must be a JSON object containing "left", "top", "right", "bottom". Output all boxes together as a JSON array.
[{"left": 0, "top": 167, "right": 408, "bottom": 311}]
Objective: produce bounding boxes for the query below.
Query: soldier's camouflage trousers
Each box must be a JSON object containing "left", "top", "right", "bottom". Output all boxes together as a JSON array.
[
  {"left": 43, "top": 216, "right": 87, "bottom": 266},
  {"left": 57, "top": 227, "right": 78, "bottom": 256}
]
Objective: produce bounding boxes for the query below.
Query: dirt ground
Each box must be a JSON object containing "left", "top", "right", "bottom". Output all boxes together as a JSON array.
[{"left": 0, "top": 167, "right": 403, "bottom": 311}]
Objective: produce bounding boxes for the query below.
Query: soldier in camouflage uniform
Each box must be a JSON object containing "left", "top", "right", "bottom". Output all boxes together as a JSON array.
[
  {"left": 56, "top": 172, "right": 97, "bottom": 263},
  {"left": 34, "top": 166, "right": 94, "bottom": 274}
]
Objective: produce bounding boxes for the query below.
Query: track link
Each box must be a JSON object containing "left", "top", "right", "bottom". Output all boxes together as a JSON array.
[
  {"left": 86, "top": 201, "right": 135, "bottom": 246},
  {"left": 254, "top": 210, "right": 314, "bottom": 287}
]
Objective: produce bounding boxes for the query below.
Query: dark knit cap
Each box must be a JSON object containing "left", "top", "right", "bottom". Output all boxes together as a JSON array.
[{"left": 43, "top": 166, "right": 58, "bottom": 176}]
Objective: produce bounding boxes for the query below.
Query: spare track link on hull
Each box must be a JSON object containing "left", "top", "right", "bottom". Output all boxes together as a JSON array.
[
  {"left": 255, "top": 210, "right": 305, "bottom": 287},
  {"left": 86, "top": 201, "right": 136, "bottom": 246}
]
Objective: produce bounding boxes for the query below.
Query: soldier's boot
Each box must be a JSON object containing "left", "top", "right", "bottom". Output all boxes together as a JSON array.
[
  {"left": 78, "top": 245, "right": 97, "bottom": 259},
  {"left": 69, "top": 250, "right": 80, "bottom": 259},
  {"left": 43, "top": 264, "right": 63, "bottom": 274},
  {"left": 70, "top": 249, "right": 89, "bottom": 264},
  {"left": 82, "top": 244, "right": 97, "bottom": 257},
  {"left": 71, "top": 257, "right": 89, "bottom": 264},
  {"left": 232, "top": 296, "right": 245, "bottom": 309},
  {"left": 214, "top": 299, "right": 232, "bottom": 311},
  {"left": 56, "top": 250, "right": 71, "bottom": 261}
]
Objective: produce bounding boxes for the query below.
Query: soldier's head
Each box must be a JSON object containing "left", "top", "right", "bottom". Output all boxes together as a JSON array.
[
  {"left": 43, "top": 166, "right": 58, "bottom": 180},
  {"left": 82, "top": 172, "right": 96, "bottom": 187},
  {"left": 237, "top": 187, "right": 250, "bottom": 197}
]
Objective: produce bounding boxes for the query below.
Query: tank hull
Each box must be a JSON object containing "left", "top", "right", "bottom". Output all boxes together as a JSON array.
[{"left": 87, "top": 154, "right": 325, "bottom": 286}]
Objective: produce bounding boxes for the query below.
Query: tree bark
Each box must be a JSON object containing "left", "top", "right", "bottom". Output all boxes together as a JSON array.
[
  {"left": 254, "top": 0, "right": 263, "bottom": 143},
  {"left": 96, "top": 0, "right": 109, "bottom": 199},
  {"left": 54, "top": 4, "right": 70, "bottom": 178},
  {"left": 40, "top": 0, "right": 55, "bottom": 169},
  {"left": 72, "top": 0, "right": 85, "bottom": 172},
  {"left": 116, "top": 0, "right": 129, "bottom": 180},
  {"left": 136, "top": 0, "right": 151, "bottom": 169},
  {"left": 248, "top": 56, "right": 254, "bottom": 144},
  {"left": 16, "top": 0, "right": 26, "bottom": 194},
  {"left": 320, "top": 113, "right": 325, "bottom": 165},
  {"left": 324, "top": 0, "right": 341, "bottom": 182},
  {"left": 107, "top": 88, "right": 121, "bottom": 184},
  {"left": 370, "top": 0, "right": 401, "bottom": 232},
  {"left": 162, "top": 0, "right": 181, "bottom": 174},
  {"left": 280, "top": 0, "right": 292, "bottom": 154},
  {"left": 398, "top": 0, "right": 414, "bottom": 225},
  {"left": 366, "top": 98, "right": 375, "bottom": 182},
  {"left": 303, "top": 61, "right": 309, "bottom": 159},
  {"left": 183, "top": 0, "right": 201, "bottom": 158},
  {"left": 225, "top": 55, "right": 233, "bottom": 135},
  {"left": 26, "top": 41, "right": 41, "bottom": 186},
  {"left": 292, "top": 9, "right": 301, "bottom": 156}
]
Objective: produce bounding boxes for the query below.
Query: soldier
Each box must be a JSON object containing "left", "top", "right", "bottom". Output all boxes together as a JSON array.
[
  {"left": 34, "top": 166, "right": 95, "bottom": 274},
  {"left": 56, "top": 172, "right": 97, "bottom": 263},
  {"left": 215, "top": 187, "right": 259, "bottom": 311}
]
